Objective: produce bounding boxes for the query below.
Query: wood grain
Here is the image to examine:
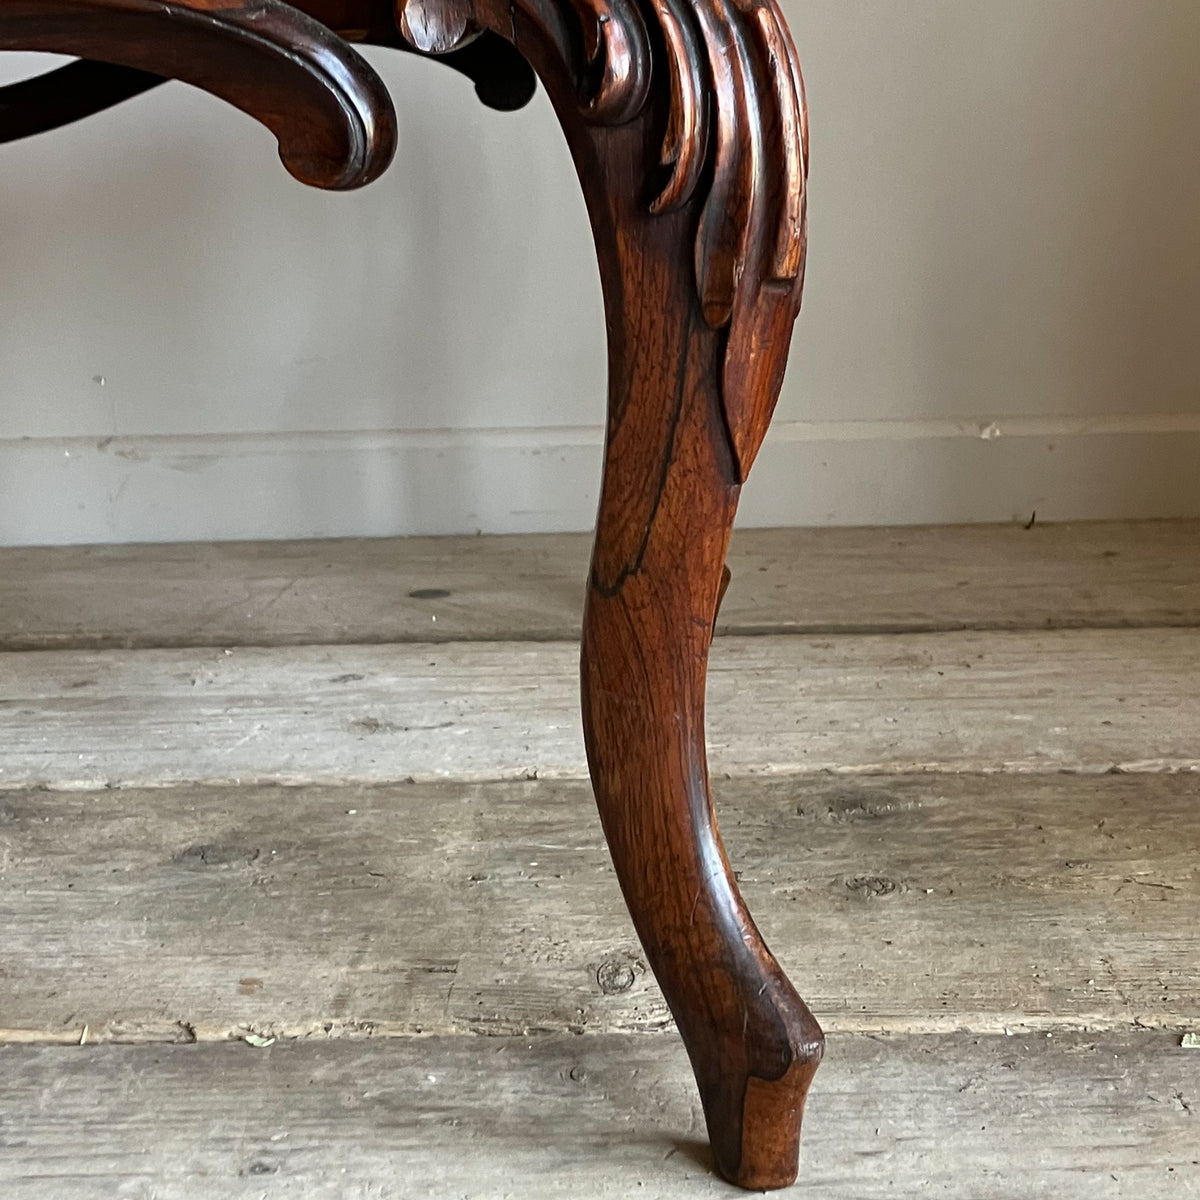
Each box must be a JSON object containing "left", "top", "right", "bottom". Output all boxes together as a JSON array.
[
  {"left": 0, "top": 628, "right": 1197, "bottom": 790},
  {"left": 0, "top": 1032, "right": 1195, "bottom": 1198},
  {"left": 2, "top": 522, "right": 1195, "bottom": 651},
  {"left": 2, "top": 773, "right": 1196, "bottom": 1041}
]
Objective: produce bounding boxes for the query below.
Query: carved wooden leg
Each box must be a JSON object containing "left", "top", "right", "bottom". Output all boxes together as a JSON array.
[
  {"left": 579, "top": 288, "right": 825, "bottom": 1190},
  {"left": 395, "top": 0, "right": 822, "bottom": 1185},
  {"left": 3, "top": 0, "right": 819, "bottom": 1183},
  {"left": 574, "top": 62, "right": 823, "bottom": 1193}
]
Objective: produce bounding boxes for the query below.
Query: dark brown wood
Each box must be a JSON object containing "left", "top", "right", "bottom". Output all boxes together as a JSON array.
[
  {"left": 0, "top": 34, "right": 534, "bottom": 143},
  {"left": 391, "top": 0, "right": 821, "bottom": 1186},
  {"left": 1, "top": 0, "right": 815, "bottom": 1186},
  {"left": 0, "top": 0, "right": 397, "bottom": 188}
]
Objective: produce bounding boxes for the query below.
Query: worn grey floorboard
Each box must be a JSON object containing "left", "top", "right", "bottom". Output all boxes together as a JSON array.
[
  {"left": 0, "top": 1033, "right": 1196, "bottom": 1199},
  {"left": 2, "top": 774, "right": 1197, "bottom": 1040},
  {"left": 3, "top": 629, "right": 1200, "bottom": 789},
  {"left": 1, "top": 521, "right": 1197, "bottom": 650}
]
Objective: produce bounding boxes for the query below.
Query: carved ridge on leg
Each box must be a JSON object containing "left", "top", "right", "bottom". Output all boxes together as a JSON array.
[{"left": 392, "top": 0, "right": 820, "bottom": 1186}]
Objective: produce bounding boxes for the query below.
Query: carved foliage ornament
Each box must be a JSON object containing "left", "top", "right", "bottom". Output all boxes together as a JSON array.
[{"left": 396, "top": 0, "right": 809, "bottom": 479}]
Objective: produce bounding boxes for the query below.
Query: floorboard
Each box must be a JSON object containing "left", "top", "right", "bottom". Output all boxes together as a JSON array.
[
  {"left": 2, "top": 628, "right": 1198, "bottom": 789},
  {"left": 2, "top": 520, "right": 1197, "bottom": 649},
  {"left": 1, "top": 1033, "right": 1196, "bottom": 1199},
  {"left": 1, "top": 774, "right": 1196, "bottom": 1040}
]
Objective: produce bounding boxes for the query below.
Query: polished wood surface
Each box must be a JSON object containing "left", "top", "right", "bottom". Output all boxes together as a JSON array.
[
  {"left": 0, "top": 1, "right": 816, "bottom": 1185},
  {"left": 0, "top": 1, "right": 398, "bottom": 187},
  {"left": 398, "top": 2, "right": 820, "bottom": 1184}
]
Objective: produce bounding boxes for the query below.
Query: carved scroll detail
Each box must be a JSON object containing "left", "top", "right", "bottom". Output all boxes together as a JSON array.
[
  {"left": 0, "top": 0, "right": 399, "bottom": 189},
  {"left": 395, "top": 0, "right": 808, "bottom": 479}
]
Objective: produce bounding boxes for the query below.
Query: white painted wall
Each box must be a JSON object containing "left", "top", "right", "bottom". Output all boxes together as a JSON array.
[{"left": 2, "top": 0, "right": 1199, "bottom": 545}]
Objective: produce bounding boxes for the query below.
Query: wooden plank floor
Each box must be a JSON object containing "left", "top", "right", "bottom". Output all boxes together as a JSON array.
[
  {"left": 2, "top": 774, "right": 1198, "bottom": 1040},
  {"left": 1, "top": 521, "right": 1198, "bottom": 1197},
  {"left": 3, "top": 1035, "right": 1196, "bottom": 1199},
  {"left": 2, "top": 520, "right": 1198, "bottom": 649},
  {"left": 3, "top": 630, "right": 1199, "bottom": 789}
]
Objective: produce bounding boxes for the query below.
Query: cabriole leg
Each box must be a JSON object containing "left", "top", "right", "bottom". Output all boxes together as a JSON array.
[
  {"left": 579, "top": 254, "right": 825, "bottom": 1187},
  {"left": 396, "top": 0, "right": 822, "bottom": 1184}
]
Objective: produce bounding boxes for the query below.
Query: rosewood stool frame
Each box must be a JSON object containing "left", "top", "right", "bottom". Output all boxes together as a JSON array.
[{"left": 0, "top": 0, "right": 821, "bottom": 1185}]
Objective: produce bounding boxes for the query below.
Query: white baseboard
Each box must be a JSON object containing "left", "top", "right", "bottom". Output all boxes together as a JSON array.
[{"left": 2, "top": 418, "right": 1199, "bottom": 544}]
